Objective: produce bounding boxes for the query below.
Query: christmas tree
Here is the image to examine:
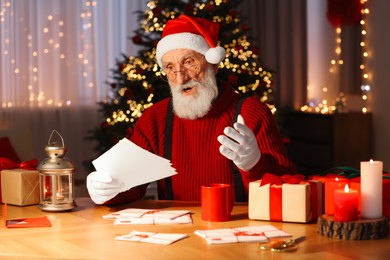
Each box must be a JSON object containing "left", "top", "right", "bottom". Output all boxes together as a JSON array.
[{"left": 86, "top": 0, "right": 274, "bottom": 159}]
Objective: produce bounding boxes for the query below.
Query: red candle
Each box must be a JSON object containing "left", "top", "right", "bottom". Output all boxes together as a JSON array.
[
  {"left": 325, "top": 177, "right": 349, "bottom": 215},
  {"left": 334, "top": 184, "right": 359, "bottom": 222}
]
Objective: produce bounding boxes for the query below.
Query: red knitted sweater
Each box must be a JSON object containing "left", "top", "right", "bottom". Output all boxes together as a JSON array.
[{"left": 105, "top": 83, "right": 296, "bottom": 205}]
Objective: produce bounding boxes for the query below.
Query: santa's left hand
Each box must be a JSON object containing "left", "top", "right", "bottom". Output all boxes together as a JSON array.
[{"left": 217, "top": 114, "right": 261, "bottom": 171}]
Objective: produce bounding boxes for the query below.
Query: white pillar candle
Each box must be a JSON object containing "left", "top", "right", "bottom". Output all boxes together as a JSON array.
[{"left": 360, "top": 160, "right": 383, "bottom": 219}]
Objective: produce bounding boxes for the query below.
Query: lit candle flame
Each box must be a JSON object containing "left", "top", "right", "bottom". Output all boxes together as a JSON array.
[
  {"left": 370, "top": 159, "right": 374, "bottom": 164},
  {"left": 344, "top": 184, "right": 350, "bottom": 193}
]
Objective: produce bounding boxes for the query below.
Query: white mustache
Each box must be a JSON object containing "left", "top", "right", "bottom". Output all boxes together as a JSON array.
[{"left": 176, "top": 80, "right": 200, "bottom": 91}]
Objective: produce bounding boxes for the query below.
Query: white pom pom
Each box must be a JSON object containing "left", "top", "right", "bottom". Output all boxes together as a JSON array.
[{"left": 205, "top": 46, "right": 226, "bottom": 64}]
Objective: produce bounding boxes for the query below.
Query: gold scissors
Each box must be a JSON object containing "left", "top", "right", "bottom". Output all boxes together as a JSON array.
[{"left": 258, "top": 236, "right": 306, "bottom": 252}]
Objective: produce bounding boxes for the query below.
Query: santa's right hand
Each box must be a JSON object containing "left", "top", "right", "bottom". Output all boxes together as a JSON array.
[{"left": 86, "top": 171, "right": 124, "bottom": 204}]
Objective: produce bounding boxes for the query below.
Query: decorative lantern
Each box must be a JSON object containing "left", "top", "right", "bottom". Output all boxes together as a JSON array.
[{"left": 38, "top": 130, "right": 76, "bottom": 212}]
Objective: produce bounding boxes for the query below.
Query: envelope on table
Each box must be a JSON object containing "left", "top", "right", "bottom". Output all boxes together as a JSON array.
[
  {"left": 103, "top": 208, "right": 190, "bottom": 219},
  {"left": 3, "top": 203, "right": 51, "bottom": 228},
  {"left": 116, "top": 231, "right": 188, "bottom": 245},
  {"left": 103, "top": 208, "right": 192, "bottom": 225},
  {"left": 113, "top": 214, "right": 192, "bottom": 225},
  {"left": 6, "top": 216, "right": 52, "bottom": 228},
  {"left": 194, "top": 225, "right": 291, "bottom": 244}
]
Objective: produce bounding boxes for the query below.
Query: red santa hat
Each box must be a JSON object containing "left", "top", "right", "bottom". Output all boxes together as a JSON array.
[{"left": 156, "top": 14, "right": 226, "bottom": 68}]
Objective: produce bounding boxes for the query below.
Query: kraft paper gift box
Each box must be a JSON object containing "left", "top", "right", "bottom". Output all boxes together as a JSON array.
[
  {"left": 1, "top": 169, "right": 40, "bottom": 206},
  {"left": 248, "top": 174, "right": 323, "bottom": 223}
]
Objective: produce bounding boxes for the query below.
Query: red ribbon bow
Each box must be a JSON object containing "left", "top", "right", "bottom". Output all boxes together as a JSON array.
[
  {"left": 260, "top": 173, "right": 306, "bottom": 186},
  {"left": 0, "top": 157, "right": 38, "bottom": 171}
]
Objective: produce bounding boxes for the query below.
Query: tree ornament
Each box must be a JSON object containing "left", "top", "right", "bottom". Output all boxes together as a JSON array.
[
  {"left": 205, "top": 4, "right": 214, "bottom": 12},
  {"left": 241, "top": 24, "right": 249, "bottom": 32},
  {"left": 132, "top": 35, "right": 143, "bottom": 45},
  {"left": 228, "top": 74, "right": 239, "bottom": 85},
  {"left": 326, "top": 0, "right": 362, "bottom": 27}
]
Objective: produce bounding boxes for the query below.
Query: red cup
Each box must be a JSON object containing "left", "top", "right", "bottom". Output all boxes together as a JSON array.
[{"left": 201, "top": 183, "right": 232, "bottom": 222}]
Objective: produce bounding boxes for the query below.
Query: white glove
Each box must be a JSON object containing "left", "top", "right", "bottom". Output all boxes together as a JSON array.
[
  {"left": 86, "top": 171, "right": 124, "bottom": 204},
  {"left": 217, "top": 114, "right": 261, "bottom": 171}
]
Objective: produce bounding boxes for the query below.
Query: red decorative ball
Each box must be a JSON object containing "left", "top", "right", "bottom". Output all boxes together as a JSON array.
[
  {"left": 326, "top": 0, "right": 362, "bottom": 27},
  {"left": 152, "top": 7, "right": 162, "bottom": 16},
  {"left": 228, "top": 10, "right": 237, "bottom": 17},
  {"left": 124, "top": 89, "right": 134, "bottom": 100},
  {"left": 251, "top": 47, "right": 260, "bottom": 55},
  {"left": 241, "top": 24, "right": 249, "bottom": 31},
  {"left": 132, "top": 35, "right": 143, "bottom": 45},
  {"left": 118, "top": 63, "right": 126, "bottom": 71},
  {"left": 228, "top": 74, "right": 239, "bottom": 85},
  {"left": 135, "top": 68, "right": 144, "bottom": 75},
  {"left": 185, "top": 4, "right": 195, "bottom": 14},
  {"left": 234, "top": 45, "right": 244, "bottom": 52},
  {"left": 205, "top": 4, "right": 214, "bottom": 11}
]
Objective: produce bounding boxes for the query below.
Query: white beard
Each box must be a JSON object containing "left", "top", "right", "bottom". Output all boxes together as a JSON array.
[{"left": 169, "top": 66, "right": 218, "bottom": 119}]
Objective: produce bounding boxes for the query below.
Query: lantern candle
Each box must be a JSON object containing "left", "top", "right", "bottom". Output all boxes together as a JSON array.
[
  {"left": 38, "top": 130, "right": 76, "bottom": 212},
  {"left": 325, "top": 177, "right": 349, "bottom": 215},
  {"left": 334, "top": 184, "right": 359, "bottom": 222},
  {"left": 361, "top": 160, "right": 383, "bottom": 219}
]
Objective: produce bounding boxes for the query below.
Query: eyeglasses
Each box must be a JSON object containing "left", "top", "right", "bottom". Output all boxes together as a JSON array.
[{"left": 161, "top": 56, "right": 201, "bottom": 81}]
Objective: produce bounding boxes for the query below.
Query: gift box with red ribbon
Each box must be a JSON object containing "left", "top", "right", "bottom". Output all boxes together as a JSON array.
[
  {"left": 0, "top": 157, "right": 39, "bottom": 206},
  {"left": 248, "top": 173, "right": 323, "bottom": 223}
]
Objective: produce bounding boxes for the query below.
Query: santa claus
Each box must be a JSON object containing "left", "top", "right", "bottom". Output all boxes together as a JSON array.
[{"left": 87, "top": 14, "right": 296, "bottom": 205}]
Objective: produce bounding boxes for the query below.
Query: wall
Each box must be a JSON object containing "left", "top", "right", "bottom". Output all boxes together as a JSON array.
[
  {"left": 368, "top": 1, "right": 390, "bottom": 170},
  {"left": 305, "top": 0, "right": 390, "bottom": 170},
  {"left": 239, "top": 0, "right": 307, "bottom": 109}
]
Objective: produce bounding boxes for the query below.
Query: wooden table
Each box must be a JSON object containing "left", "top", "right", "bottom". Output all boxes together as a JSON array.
[{"left": 1, "top": 198, "right": 389, "bottom": 259}]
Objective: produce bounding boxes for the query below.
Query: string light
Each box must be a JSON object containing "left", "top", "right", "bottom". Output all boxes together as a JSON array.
[
  {"left": 302, "top": 0, "right": 369, "bottom": 114},
  {"left": 360, "top": 0, "right": 369, "bottom": 114},
  {"left": 1, "top": 0, "right": 97, "bottom": 108}
]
